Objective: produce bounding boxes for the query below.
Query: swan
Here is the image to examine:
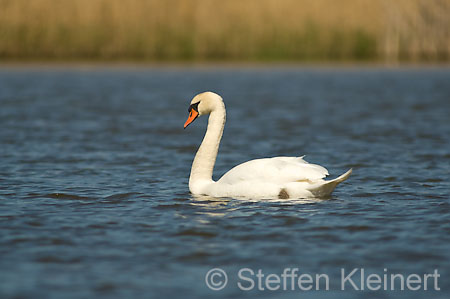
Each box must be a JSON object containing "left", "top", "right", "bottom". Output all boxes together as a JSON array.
[{"left": 184, "top": 92, "right": 352, "bottom": 199}]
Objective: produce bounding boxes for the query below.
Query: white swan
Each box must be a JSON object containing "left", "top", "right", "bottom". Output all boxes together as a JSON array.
[{"left": 184, "top": 92, "right": 352, "bottom": 199}]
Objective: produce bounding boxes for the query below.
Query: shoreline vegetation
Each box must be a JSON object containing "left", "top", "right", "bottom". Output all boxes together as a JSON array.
[{"left": 0, "top": 0, "right": 449, "bottom": 63}]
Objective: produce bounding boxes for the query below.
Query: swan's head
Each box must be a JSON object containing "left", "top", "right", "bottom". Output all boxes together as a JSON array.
[{"left": 184, "top": 91, "right": 224, "bottom": 129}]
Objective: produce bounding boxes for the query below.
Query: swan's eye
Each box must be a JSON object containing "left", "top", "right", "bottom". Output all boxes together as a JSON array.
[{"left": 188, "top": 101, "right": 200, "bottom": 113}]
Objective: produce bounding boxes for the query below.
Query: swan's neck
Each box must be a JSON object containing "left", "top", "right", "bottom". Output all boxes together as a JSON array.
[{"left": 189, "top": 104, "right": 226, "bottom": 192}]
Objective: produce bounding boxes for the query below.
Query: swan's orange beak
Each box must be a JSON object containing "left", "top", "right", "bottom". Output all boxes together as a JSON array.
[{"left": 184, "top": 109, "right": 199, "bottom": 129}]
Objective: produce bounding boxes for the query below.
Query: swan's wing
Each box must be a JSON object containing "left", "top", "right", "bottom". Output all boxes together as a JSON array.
[{"left": 217, "top": 156, "right": 329, "bottom": 185}]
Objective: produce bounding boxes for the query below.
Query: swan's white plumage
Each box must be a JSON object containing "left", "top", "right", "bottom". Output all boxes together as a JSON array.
[
  {"left": 185, "top": 92, "right": 351, "bottom": 199},
  {"left": 218, "top": 156, "right": 328, "bottom": 185}
]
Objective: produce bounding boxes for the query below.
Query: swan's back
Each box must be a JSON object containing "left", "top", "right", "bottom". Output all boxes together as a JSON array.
[{"left": 218, "top": 156, "right": 329, "bottom": 185}]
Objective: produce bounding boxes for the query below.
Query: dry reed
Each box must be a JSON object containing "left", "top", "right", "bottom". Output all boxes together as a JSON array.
[{"left": 0, "top": 0, "right": 448, "bottom": 62}]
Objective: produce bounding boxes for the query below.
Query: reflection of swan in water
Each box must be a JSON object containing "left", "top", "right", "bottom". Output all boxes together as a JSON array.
[
  {"left": 190, "top": 194, "right": 324, "bottom": 205},
  {"left": 184, "top": 92, "right": 352, "bottom": 200}
]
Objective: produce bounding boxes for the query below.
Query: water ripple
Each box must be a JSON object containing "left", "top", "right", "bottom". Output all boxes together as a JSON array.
[{"left": 1, "top": 67, "right": 449, "bottom": 298}]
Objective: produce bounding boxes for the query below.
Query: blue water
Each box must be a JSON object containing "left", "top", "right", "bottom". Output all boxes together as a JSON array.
[{"left": 0, "top": 66, "right": 449, "bottom": 298}]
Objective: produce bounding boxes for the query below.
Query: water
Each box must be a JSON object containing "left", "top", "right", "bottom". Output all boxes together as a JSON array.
[{"left": 0, "top": 66, "right": 449, "bottom": 298}]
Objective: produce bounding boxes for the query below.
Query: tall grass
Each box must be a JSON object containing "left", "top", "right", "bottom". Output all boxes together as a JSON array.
[{"left": 0, "top": 0, "right": 448, "bottom": 62}]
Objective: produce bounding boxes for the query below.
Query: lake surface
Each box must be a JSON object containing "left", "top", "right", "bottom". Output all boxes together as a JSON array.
[{"left": 0, "top": 66, "right": 449, "bottom": 298}]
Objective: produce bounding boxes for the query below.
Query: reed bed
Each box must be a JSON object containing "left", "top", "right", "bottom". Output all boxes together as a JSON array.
[{"left": 0, "top": 0, "right": 448, "bottom": 62}]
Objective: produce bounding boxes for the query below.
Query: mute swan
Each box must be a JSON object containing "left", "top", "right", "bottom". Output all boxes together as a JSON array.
[{"left": 184, "top": 92, "right": 352, "bottom": 199}]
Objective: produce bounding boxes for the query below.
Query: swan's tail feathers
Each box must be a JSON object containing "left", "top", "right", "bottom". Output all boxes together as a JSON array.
[
  {"left": 332, "top": 168, "right": 353, "bottom": 184},
  {"left": 308, "top": 168, "right": 352, "bottom": 198}
]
